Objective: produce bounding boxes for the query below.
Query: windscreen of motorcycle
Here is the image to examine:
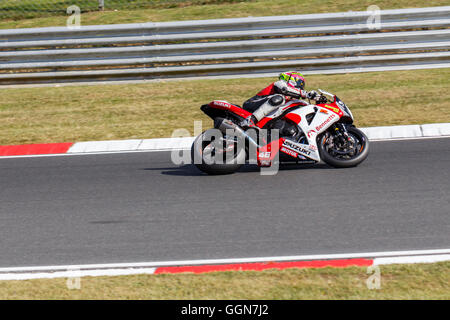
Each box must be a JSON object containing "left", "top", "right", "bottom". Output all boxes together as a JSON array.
[{"left": 335, "top": 96, "right": 353, "bottom": 121}]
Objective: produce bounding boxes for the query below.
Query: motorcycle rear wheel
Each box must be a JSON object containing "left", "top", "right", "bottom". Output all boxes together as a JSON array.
[
  {"left": 191, "top": 129, "right": 246, "bottom": 175},
  {"left": 318, "top": 126, "right": 369, "bottom": 168}
]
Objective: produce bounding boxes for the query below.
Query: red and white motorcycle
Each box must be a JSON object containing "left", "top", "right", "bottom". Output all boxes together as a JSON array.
[{"left": 191, "top": 89, "right": 369, "bottom": 174}]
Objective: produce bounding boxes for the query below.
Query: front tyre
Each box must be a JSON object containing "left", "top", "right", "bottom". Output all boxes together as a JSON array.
[
  {"left": 318, "top": 126, "right": 369, "bottom": 168},
  {"left": 191, "top": 129, "right": 246, "bottom": 175}
]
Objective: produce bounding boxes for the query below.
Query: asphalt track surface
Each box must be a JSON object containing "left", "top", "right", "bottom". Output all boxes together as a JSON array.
[{"left": 0, "top": 138, "right": 449, "bottom": 268}]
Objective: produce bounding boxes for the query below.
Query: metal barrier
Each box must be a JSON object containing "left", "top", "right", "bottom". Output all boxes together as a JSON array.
[{"left": 0, "top": 6, "right": 449, "bottom": 85}]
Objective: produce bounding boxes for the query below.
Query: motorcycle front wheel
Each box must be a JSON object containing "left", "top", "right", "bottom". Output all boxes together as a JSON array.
[
  {"left": 318, "top": 126, "right": 369, "bottom": 168},
  {"left": 191, "top": 129, "right": 246, "bottom": 175}
]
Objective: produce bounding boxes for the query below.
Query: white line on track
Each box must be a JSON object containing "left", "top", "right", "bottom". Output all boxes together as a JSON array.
[
  {"left": 0, "top": 148, "right": 189, "bottom": 160},
  {"left": 0, "top": 268, "right": 158, "bottom": 280},
  {"left": 368, "top": 135, "right": 450, "bottom": 142},
  {"left": 374, "top": 254, "right": 450, "bottom": 265}
]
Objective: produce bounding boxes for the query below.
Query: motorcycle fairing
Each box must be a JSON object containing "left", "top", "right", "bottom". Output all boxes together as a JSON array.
[
  {"left": 206, "top": 98, "right": 344, "bottom": 163},
  {"left": 208, "top": 100, "right": 251, "bottom": 119},
  {"left": 263, "top": 102, "right": 344, "bottom": 162},
  {"left": 256, "top": 100, "right": 307, "bottom": 128}
]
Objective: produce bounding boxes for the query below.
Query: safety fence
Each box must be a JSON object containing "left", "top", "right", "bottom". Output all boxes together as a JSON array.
[{"left": 0, "top": 6, "right": 449, "bottom": 85}]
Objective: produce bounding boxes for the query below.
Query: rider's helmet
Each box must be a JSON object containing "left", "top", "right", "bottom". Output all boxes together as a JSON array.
[{"left": 279, "top": 71, "right": 305, "bottom": 90}]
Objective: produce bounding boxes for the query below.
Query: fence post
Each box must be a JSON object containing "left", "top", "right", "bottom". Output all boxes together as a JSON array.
[{"left": 98, "top": 0, "right": 104, "bottom": 11}]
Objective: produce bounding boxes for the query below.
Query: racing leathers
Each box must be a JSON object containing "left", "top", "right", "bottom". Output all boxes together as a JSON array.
[{"left": 241, "top": 80, "right": 320, "bottom": 128}]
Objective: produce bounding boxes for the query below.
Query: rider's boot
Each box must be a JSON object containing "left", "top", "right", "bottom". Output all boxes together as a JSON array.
[{"left": 240, "top": 115, "right": 258, "bottom": 129}]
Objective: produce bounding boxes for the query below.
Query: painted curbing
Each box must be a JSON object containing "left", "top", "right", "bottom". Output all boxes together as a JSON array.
[
  {"left": 0, "top": 142, "right": 73, "bottom": 156},
  {"left": 360, "top": 123, "right": 450, "bottom": 140},
  {"left": 153, "top": 258, "right": 372, "bottom": 274},
  {"left": 421, "top": 123, "right": 450, "bottom": 136},
  {"left": 373, "top": 254, "right": 450, "bottom": 265},
  {"left": 360, "top": 124, "right": 422, "bottom": 140},
  {"left": 67, "top": 136, "right": 195, "bottom": 154},
  {"left": 0, "top": 249, "right": 449, "bottom": 280},
  {"left": 0, "top": 123, "right": 449, "bottom": 157}
]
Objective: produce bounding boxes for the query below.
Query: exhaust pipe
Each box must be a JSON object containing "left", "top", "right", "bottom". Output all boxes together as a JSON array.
[{"left": 214, "top": 117, "right": 259, "bottom": 149}]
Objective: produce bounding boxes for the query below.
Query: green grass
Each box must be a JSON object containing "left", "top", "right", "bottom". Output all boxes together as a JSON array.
[
  {"left": 0, "top": 0, "right": 448, "bottom": 29},
  {"left": 0, "top": 68, "right": 449, "bottom": 145},
  {"left": 0, "top": 0, "right": 243, "bottom": 19},
  {"left": 0, "top": 262, "right": 448, "bottom": 299}
]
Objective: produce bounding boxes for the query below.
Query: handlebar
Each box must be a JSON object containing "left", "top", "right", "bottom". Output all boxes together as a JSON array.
[{"left": 317, "top": 89, "right": 335, "bottom": 103}]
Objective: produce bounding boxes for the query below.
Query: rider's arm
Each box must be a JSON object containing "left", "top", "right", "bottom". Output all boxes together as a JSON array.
[
  {"left": 273, "top": 80, "right": 324, "bottom": 102},
  {"left": 273, "top": 80, "right": 307, "bottom": 99}
]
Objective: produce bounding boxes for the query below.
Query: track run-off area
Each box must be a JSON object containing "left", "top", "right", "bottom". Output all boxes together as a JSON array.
[{"left": 0, "top": 137, "right": 448, "bottom": 269}]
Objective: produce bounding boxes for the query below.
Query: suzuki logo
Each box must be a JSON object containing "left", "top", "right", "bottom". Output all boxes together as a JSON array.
[{"left": 282, "top": 140, "right": 311, "bottom": 156}]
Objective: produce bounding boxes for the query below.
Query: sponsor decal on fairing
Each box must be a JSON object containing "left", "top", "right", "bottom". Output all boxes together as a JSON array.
[
  {"left": 282, "top": 140, "right": 312, "bottom": 157},
  {"left": 212, "top": 100, "right": 231, "bottom": 108},
  {"left": 323, "top": 105, "right": 341, "bottom": 114},
  {"left": 280, "top": 147, "right": 298, "bottom": 158},
  {"left": 316, "top": 113, "right": 336, "bottom": 131}
]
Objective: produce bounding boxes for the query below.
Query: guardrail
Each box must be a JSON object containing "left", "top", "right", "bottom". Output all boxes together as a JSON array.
[{"left": 0, "top": 6, "right": 449, "bottom": 85}]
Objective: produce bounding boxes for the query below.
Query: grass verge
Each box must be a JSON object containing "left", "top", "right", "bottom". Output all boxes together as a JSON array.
[
  {"left": 0, "top": 68, "right": 449, "bottom": 145},
  {"left": 0, "top": 262, "right": 448, "bottom": 299},
  {"left": 1, "top": 0, "right": 449, "bottom": 29}
]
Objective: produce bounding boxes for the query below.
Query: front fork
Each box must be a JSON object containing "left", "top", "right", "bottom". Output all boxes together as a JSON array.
[{"left": 332, "top": 123, "right": 350, "bottom": 145}]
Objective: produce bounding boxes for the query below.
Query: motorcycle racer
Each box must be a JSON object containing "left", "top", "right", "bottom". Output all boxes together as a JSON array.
[{"left": 240, "top": 71, "right": 323, "bottom": 128}]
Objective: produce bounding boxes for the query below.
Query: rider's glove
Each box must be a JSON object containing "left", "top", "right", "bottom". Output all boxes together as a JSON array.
[
  {"left": 306, "top": 90, "right": 327, "bottom": 103},
  {"left": 299, "top": 89, "right": 308, "bottom": 99},
  {"left": 306, "top": 90, "right": 319, "bottom": 100},
  {"left": 316, "top": 95, "right": 328, "bottom": 104}
]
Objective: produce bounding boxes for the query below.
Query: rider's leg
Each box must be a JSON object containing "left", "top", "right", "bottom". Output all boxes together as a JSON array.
[
  {"left": 241, "top": 94, "right": 285, "bottom": 129},
  {"left": 252, "top": 94, "right": 285, "bottom": 121},
  {"left": 242, "top": 96, "right": 269, "bottom": 113}
]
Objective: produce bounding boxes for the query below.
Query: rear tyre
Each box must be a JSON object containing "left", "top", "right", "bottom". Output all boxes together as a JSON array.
[
  {"left": 191, "top": 129, "right": 246, "bottom": 175},
  {"left": 318, "top": 126, "right": 369, "bottom": 168}
]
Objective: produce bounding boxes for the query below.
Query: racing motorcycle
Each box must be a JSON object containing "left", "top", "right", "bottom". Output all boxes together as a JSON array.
[{"left": 191, "top": 89, "right": 369, "bottom": 175}]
